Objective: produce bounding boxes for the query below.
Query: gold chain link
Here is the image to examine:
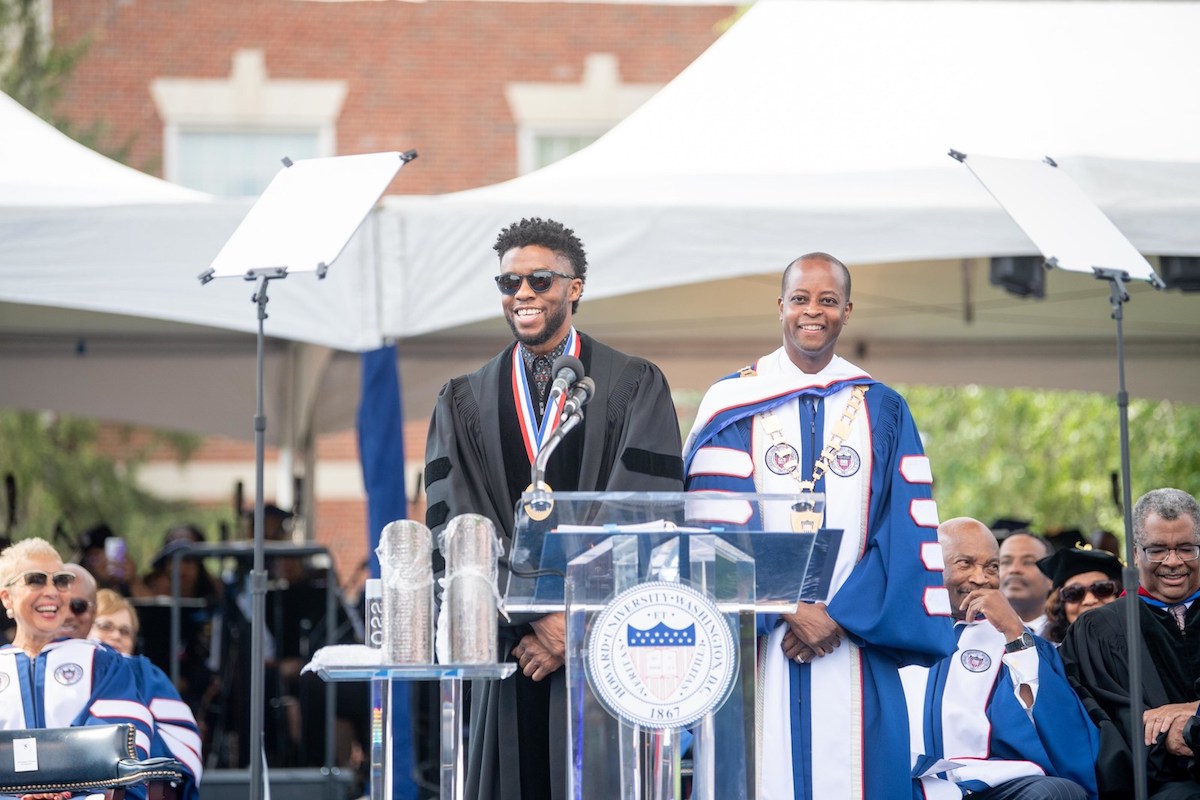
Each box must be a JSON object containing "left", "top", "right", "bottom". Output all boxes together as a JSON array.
[{"left": 758, "top": 385, "right": 868, "bottom": 531}]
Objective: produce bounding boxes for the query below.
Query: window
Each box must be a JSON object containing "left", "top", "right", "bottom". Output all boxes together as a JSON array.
[
  {"left": 174, "top": 130, "right": 321, "bottom": 197},
  {"left": 507, "top": 53, "right": 660, "bottom": 174},
  {"left": 152, "top": 50, "right": 346, "bottom": 196}
]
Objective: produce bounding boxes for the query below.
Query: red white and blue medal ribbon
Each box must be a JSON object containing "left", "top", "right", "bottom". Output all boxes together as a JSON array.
[{"left": 511, "top": 329, "right": 581, "bottom": 465}]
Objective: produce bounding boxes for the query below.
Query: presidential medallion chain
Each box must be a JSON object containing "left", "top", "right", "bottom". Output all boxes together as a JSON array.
[{"left": 759, "top": 385, "right": 868, "bottom": 532}]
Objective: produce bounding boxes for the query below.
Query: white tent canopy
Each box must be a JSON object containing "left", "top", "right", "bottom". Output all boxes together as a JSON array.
[
  {"left": 3, "top": 0, "right": 1200, "bottom": 440},
  {"left": 378, "top": 0, "right": 1200, "bottom": 407},
  {"left": 382, "top": 0, "right": 1200, "bottom": 331},
  {"left": 0, "top": 93, "right": 365, "bottom": 441},
  {"left": 0, "top": 92, "right": 207, "bottom": 206}
]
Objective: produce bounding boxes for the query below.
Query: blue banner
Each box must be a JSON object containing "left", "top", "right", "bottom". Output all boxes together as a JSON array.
[{"left": 356, "top": 343, "right": 417, "bottom": 800}]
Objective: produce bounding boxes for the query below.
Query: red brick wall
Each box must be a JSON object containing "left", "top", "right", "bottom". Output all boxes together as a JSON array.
[{"left": 53, "top": 0, "right": 733, "bottom": 194}]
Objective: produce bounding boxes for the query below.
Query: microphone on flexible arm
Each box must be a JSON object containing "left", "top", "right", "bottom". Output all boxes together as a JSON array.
[
  {"left": 547, "top": 355, "right": 584, "bottom": 407},
  {"left": 525, "top": 372, "right": 595, "bottom": 522},
  {"left": 561, "top": 376, "right": 595, "bottom": 418}
]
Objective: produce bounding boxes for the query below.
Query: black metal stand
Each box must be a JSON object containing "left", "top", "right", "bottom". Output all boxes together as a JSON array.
[
  {"left": 249, "top": 271, "right": 283, "bottom": 800},
  {"left": 197, "top": 149, "right": 417, "bottom": 800},
  {"left": 1095, "top": 266, "right": 1147, "bottom": 800}
]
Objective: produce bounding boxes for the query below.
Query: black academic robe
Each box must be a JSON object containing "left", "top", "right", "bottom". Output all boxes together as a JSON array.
[
  {"left": 424, "top": 333, "right": 685, "bottom": 800},
  {"left": 1059, "top": 595, "right": 1200, "bottom": 798}
]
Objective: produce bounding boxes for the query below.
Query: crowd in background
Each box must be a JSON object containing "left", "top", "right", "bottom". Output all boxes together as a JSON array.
[
  {"left": 0, "top": 491, "right": 1196, "bottom": 800},
  {"left": 0, "top": 506, "right": 371, "bottom": 797}
]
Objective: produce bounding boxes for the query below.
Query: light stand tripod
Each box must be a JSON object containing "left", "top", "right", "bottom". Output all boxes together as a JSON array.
[
  {"left": 954, "top": 150, "right": 1166, "bottom": 800},
  {"left": 1095, "top": 265, "right": 1148, "bottom": 797},
  {"left": 200, "top": 150, "right": 414, "bottom": 800}
]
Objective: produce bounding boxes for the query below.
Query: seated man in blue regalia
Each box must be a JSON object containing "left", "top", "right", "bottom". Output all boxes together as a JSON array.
[{"left": 900, "top": 516, "right": 1100, "bottom": 800}]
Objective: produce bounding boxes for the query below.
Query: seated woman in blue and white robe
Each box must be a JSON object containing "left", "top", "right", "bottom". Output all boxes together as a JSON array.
[{"left": 0, "top": 538, "right": 155, "bottom": 800}]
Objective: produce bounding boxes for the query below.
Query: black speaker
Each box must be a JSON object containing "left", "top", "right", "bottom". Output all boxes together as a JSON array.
[
  {"left": 1159, "top": 256, "right": 1200, "bottom": 293},
  {"left": 989, "top": 256, "right": 1046, "bottom": 298}
]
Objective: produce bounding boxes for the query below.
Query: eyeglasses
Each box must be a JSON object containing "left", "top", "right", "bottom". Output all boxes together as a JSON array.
[
  {"left": 1140, "top": 544, "right": 1200, "bottom": 563},
  {"left": 69, "top": 598, "right": 92, "bottom": 616},
  {"left": 5, "top": 571, "right": 75, "bottom": 590},
  {"left": 494, "top": 270, "right": 576, "bottom": 295},
  {"left": 93, "top": 619, "right": 134, "bottom": 639},
  {"left": 1060, "top": 579, "right": 1120, "bottom": 604}
]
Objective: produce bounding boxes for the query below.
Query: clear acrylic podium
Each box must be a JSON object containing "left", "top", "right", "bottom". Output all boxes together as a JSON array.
[{"left": 506, "top": 491, "right": 840, "bottom": 800}]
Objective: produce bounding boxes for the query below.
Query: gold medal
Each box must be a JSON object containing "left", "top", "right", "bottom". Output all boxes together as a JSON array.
[
  {"left": 790, "top": 481, "right": 823, "bottom": 532},
  {"left": 523, "top": 481, "right": 554, "bottom": 521}
]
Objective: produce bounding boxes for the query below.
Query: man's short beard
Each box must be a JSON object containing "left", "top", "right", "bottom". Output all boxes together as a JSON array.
[{"left": 507, "top": 301, "right": 569, "bottom": 350}]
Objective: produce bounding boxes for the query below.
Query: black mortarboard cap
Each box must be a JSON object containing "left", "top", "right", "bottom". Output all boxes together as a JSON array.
[
  {"left": 1036, "top": 547, "right": 1124, "bottom": 589},
  {"left": 989, "top": 518, "right": 1033, "bottom": 542}
]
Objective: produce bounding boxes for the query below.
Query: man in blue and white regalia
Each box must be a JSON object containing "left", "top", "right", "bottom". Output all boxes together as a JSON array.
[
  {"left": 901, "top": 517, "right": 1098, "bottom": 800},
  {"left": 684, "top": 253, "right": 956, "bottom": 799}
]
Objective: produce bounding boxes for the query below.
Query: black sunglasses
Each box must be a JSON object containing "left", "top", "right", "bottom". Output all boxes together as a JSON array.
[
  {"left": 5, "top": 570, "right": 76, "bottom": 590},
  {"left": 69, "top": 598, "right": 92, "bottom": 615},
  {"left": 494, "top": 270, "right": 576, "bottom": 296},
  {"left": 1060, "top": 579, "right": 1120, "bottom": 605}
]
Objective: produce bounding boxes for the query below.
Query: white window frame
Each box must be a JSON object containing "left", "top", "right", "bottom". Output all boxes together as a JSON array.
[
  {"left": 506, "top": 53, "right": 660, "bottom": 175},
  {"left": 151, "top": 49, "right": 346, "bottom": 193}
]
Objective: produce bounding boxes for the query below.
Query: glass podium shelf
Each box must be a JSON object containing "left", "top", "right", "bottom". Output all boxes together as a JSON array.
[
  {"left": 315, "top": 663, "right": 516, "bottom": 682},
  {"left": 312, "top": 658, "right": 515, "bottom": 800}
]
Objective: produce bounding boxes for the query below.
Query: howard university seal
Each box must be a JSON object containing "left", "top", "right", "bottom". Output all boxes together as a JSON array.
[
  {"left": 829, "top": 445, "right": 861, "bottom": 477},
  {"left": 54, "top": 663, "right": 84, "bottom": 685},
  {"left": 586, "top": 581, "right": 736, "bottom": 729},
  {"left": 960, "top": 649, "right": 991, "bottom": 673}
]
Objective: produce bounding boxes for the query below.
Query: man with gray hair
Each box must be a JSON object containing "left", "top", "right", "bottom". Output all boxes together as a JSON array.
[{"left": 1061, "top": 488, "right": 1200, "bottom": 798}]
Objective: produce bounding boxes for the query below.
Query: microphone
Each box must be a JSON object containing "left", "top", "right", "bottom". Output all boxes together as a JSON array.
[
  {"left": 526, "top": 375, "right": 594, "bottom": 512},
  {"left": 548, "top": 355, "right": 584, "bottom": 404},
  {"left": 562, "top": 376, "right": 596, "bottom": 418}
]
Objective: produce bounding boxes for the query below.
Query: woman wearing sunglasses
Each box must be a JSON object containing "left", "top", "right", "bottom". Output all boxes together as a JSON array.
[
  {"left": 0, "top": 538, "right": 157, "bottom": 800},
  {"left": 1037, "top": 546, "right": 1124, "bottom": 645}
]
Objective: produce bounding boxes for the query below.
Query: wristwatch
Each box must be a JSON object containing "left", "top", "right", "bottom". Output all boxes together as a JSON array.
[{"left": 1003, "top": 631, "right": 1036, "bottom": 653}]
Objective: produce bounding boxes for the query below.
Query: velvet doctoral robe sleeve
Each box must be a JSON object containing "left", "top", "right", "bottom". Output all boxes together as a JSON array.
[
  {"left": 138, "top": 655, "right": 203, "bottom": 800},
  {"left": 824, "top": 386, "right": 955, "bottom": 667},
  {"left": 64, "top": 645, "right": 152, "bottom": 758},
  {"left": 985, "top": 638, "right": 1100, "bottom": 797},
  {"left": 424, "top": 364, "right": 512, "bottom": 544},
  {"left": 580, "top": 350, "right": 684, "bottom": 494}
]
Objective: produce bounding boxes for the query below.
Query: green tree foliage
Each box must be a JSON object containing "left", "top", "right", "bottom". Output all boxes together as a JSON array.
[
  {"left": 0, "top": 0, "right": 134, "bottom": 163},
  {"left": 676, "top": 383, "right": 1199, "bottom": 547},
  {"left": 1, "top": 0, "right": 85, "bottom": 118},
  {"left": 0, "top": 410, "right": 229, "bottom": 567},
  {"left": 903, "top": 385, "right": 1200, "bottom": 542}
]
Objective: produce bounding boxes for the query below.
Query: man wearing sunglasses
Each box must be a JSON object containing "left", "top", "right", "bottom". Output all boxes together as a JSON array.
[
  {"left": 900, "top": 516, "right": 1097, "bottom": 800},
  {"left": 1061, "top": 488, "right": 1200, "bottom": 798},
  {"left": 425, "top": 217, "right": 684, "bottom": 800},
  {"left": 60, "top": 562, "right": 96, "bottom": 638}
]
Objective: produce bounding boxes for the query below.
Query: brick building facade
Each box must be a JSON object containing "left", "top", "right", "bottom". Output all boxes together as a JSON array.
[{"left": 54, "top": 0, "right": 732, "bottom": 591}]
